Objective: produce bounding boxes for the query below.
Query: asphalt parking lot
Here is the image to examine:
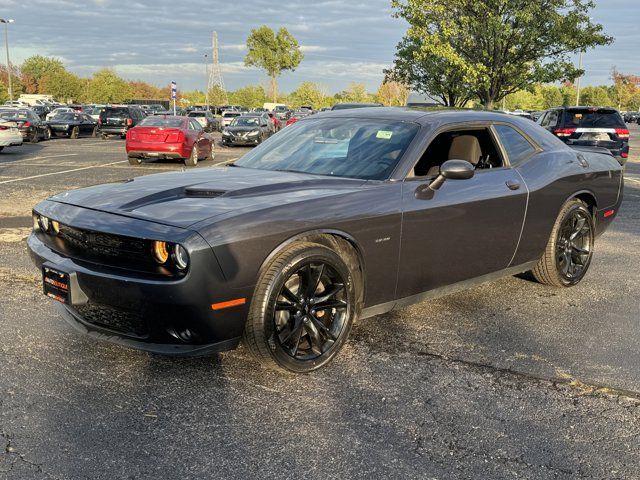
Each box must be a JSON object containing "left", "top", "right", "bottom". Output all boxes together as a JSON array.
[{"left": 1, "top": 127, "right": 640, "bottom": 479}]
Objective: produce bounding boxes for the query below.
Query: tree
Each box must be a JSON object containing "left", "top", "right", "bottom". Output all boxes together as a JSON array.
[
  {"left": 20, "top": 55, "right": 66, "bottom": 94},
  {"left": 228, "top": 85, "right": 268, "bottom": 108},
  {"left": 385, "top": 36, "right": 474, "bottom": 107},
  {"left": 208, "top": 85, "right": 228, "bottom": 106},
  {"left": 39, "top": 70, "right": 83, "bottom": 102},
  {"left": 85, "top": 69, "right": 132, "bottom": 104},
  {"left": 611, "top": 68, "right": 640, "bottom": 110},
  {"left": 0, "top": 64, "right": 23, "bottom": 102},
  {"left": 336, "top": 83, "right": 374, "bottom": 104},
  {"left": 579, "top": 86, "right": 612, "bottom": 107},
  {"left": 376, "top": 80, "right": 410, "bottom": 106},
  {"left": 244, "top": 26, "right": 303, "bottom": 102},
  {"left": 289, "top": 81, "right": 327, "bottom": 109},
  {"left": 538, "top": 85, "right": 564, "bottom": 109},
  {"left": 391, "top": 0, "right": 612, "bottom": 109}
]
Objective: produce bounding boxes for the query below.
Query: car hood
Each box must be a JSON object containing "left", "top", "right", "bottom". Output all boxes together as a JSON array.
[{"left": 47, "top": 166, "right": 368, "bottom": 229}]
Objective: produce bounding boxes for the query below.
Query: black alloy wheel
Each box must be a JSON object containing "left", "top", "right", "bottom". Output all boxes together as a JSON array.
[
  {"left": 273, "top": 261, "right": 348, "bottom": 360},
  {"left": 532, "top": 199, "right": 594, "bottom": 287},
  {"left": 556, "top": 208, "right": 593, "bottom": 281},
  {"left": 44, "top": 127, "right": 51, "bottom": 141},
  {"left": 244, "top": 242, "right": 358, "bottom": 373}
]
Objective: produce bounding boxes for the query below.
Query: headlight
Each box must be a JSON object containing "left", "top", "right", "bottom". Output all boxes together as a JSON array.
[
  {"left": 51, "top": 220, "right": 60, "bottom": 234},
  {"left": 222, "top": 131, "right": 230, "bottom": 136},
  {"left": 33, "top": 213, "right": 40, "bottom": 230},
  {"left": 38, "top": 215, "right": 50, "bottom": 232},
  {"left": 152, "top": 240, "right": 169, "bottom": 264},
  {"left": 247, "top": 130, "right": 260, "bottom": 136},
  {"left": 173, "top": 244, "right": 189, "bottom": 270}
]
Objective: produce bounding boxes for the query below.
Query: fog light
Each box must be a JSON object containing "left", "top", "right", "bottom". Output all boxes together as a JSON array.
[
  {"left": 152, "top": 241, "right": 169, "bottom": 264},
  {"left": 173, "top": 244, "right": 189, "bottom": 270}
]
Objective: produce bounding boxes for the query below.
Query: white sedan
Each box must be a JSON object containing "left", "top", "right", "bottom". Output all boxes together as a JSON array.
[{"left": 0, "top": 121, "right": 23, "bottom": 151}]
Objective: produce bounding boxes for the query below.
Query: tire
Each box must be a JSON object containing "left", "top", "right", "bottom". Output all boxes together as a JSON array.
[
  {"left": 101, "top": 133, "right": 108, "bottom": 140},
  {"left": 70, "top": 126, "right": 79, "bottom": 139},
  {"left": 243, "top": 241, "right": 358, "bottom": 373},
  {"left": 531, "top": 199, "right": 594, "bottom": 287},
  {"left": 91, "top": 126, "right": 98, "bottom": 138},
  {"left": 0, "top": 146, "right": 4, "bottom": 152},
  {"left": 30, "top": 129, "right": 39, "bottom": 143},
  {"left": 44, "top": 127, "right": 51, "bottom": 141},
  {"left": 128, "top": 156, "right": 142, "bottom": 166},
  {"left": 202, "top": 142, "right": 214, "bottom": 161},
  {"left": 184, "top": 145, "right": 198, "bottom": 166}
]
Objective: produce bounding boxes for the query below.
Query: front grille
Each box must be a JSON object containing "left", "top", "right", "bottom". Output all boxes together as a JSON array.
[{"left": 73, "top": 304, "right": 149, "bottom": 338}]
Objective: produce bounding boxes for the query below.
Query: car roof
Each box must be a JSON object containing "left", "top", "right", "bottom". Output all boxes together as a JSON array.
[{"left": 313, "top": 106, "right": 534, "bottom": 126}]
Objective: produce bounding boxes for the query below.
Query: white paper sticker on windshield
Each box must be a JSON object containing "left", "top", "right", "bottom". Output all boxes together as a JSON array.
[{"left": 376, "top": 130, "right": 393, "bottom": 140}]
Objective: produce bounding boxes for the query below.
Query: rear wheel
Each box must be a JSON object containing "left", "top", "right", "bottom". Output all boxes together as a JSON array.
[
  {"left": 127, "top": 156, "right": 142, "bottom": 166},
  {"left": 243, "top": 242, "right": 358, "bottom": 373},
  {"left": 70, "top": 126, "right": 79, "bottom": 139},
  {"left": 91, "top": 126, "right": 98, "bottom": 137},
  {"left": 44, "top": 127, "right": 51, "bottom": 141},
  {"left": 532, "top": 199, "right": 594, "bottom": 287},
  {"left": 184, "top": 145, "right": 198, "bottom": 166},
  {"left": 30, "top": 129, "right": 39, "bottom": 143}
]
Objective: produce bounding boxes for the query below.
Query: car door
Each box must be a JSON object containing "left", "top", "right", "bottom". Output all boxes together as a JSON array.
[
  {"left": 189, "top": 119, "right": 207, "bottom": 151},
  {"left": 396, "top": 123, "right": 529, "bottom": 299}
]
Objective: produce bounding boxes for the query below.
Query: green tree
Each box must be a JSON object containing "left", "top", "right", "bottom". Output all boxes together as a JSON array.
[
  {"left": 228, "top": 85, "right": 268, "bottom": 108},
  {"left": 611, "top": 68, "right": 640, "bottom": 110},
  {"left": 386, "top": 36, "right": 474, "bottom": 107},
  {"left": 504, "top": 89, "right": 542, "bottom": 111},
  {"left": 0, "top": 64, "right": 23, "bottom": 102},
  {"left": 391, "top": 0, "right": 612, "bottom": 109},
  {"left": 538, "top": 85, "right": 564, "bottom": 109},
  {"left": 207, "top": 85, "right": 228, "bottom": 106},
  {"left": 85, "top": 69, "right": 132, "bottom": 103},
  {"left": 336, "top": 83, "right": 374, "bottom": 104},
  {"left": 579, "top": 86, "right": 612, "bottom": 106},
  {"left": 20, "top": 55, "right": 66, "bottom": 94},
  {"left": 289, "top": 81, "right": 327, "bottom": 109},
  {"left": 39, "top": 70, "right": 83, "bottom": 102},
  {"left": 244, "top": 26, "right": 303, "bottom": 102}
]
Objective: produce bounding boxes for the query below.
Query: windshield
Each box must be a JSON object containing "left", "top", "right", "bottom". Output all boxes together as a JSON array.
[
  {"left": 139, "top": 117, "right": 184, "bottom": 127},
  {"left": 223, "top": 112, "right": 241, "bottom": 118},
  {"left": 564, "top": 109, "right": 625, "bottom": 128},
  {"left": 0, "top": 111, "right": 29, "bottom": 120},
  {"left": 234, "top": 118, "right": 419, "bottom": 180},
  {"left": 231, "top": 117, "right": 260, "bottom": 127}
]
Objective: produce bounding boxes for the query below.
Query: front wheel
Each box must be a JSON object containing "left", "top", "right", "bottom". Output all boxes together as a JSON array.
[
  {"left": 532, "top": 199, "right": 594, "bottom": 287},
  {"left": 243, "top": 242, "right": 358, "bottom": 373},
  {"left": 30, "top": 129, "right": 40, "bottom": 143},
  {"left": 91, "top": 126, "right": 98, "bottom": 137},
  {"left": 70, "top": 126, "right": 79, "bottom": 139},
  {"left": 44, "top": 127, "right": 51, "bottom": 141}
]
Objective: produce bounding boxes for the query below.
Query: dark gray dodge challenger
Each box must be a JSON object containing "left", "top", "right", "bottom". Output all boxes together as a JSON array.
[{"left": 28, "top": 108, "right": 623, "bottom": 373}]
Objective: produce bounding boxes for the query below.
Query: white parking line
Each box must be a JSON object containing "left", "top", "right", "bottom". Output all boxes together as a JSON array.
[
  {"left": 0, "top": 160, "right": 127, "bottom": 185},
  {"left": 0, "top": 153, "right": 79, "bottom": 166}
]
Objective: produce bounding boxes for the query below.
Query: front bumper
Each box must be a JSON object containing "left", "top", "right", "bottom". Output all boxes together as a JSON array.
[
  {"left": 222, "top": 135, "right": 260, "bottom": 145},
  {"left": 27, "top": 203, "right": 250, "bottom": 356}
]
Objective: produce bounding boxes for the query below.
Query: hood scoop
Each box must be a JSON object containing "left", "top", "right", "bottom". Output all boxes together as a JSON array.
[{"left": 184, "top": 187, "right": 226, "bottom": 198}]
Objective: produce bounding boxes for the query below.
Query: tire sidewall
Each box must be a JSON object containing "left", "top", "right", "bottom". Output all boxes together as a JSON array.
[{"left": 255, "top": 246, "right": 357, "bottom": 373}]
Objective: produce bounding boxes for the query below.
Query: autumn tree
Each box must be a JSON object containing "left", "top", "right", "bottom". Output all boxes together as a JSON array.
[
  {"left": 376, "top": 80, "right": 410, "bottom": 106},
  {"left": 391, "top": 0, "right": 612, "bottom": 109},
  {"left": 244, "top": 26, "right": 303, "bottom": 102},
  {"left": 611, "top": 68, "right": 640, "bottom": 110}
]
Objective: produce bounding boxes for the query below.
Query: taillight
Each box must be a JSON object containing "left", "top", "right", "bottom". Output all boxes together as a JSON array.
[
  {"left": 615, "top": 128, "right": 630, "bottom": 139},
  {"left": 98, "top": 118, "right": 102, "bottom": 125},
  {"left": 126, "top": 118, "right": 133, "bottom": 126},
  {"left": 166, "top": 131, "right": 185, "bottom": 142},
  {"left": 621, "top": 151, "right": 628, "bottom": 159},
  {"left": 23, "top": 121, "right": 31, "bottom": 128},
  {"left": 553, "top": 127, "right": 576, "bottom": 137},
  {"left": 0, "top": 125, "right": 8, "bottom": 130}
]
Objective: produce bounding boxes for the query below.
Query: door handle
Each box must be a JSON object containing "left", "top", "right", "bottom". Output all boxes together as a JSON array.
[{"left": 505, "top": 180, "right": 521, "bottom": 190}]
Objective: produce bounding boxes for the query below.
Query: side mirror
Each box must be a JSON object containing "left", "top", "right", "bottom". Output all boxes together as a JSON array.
[
  {"left": 415, "top": 159, "right": 475, "bottom": 200},
  {"left": 440, "top": 159, "right": 475, "bottom": 180}
]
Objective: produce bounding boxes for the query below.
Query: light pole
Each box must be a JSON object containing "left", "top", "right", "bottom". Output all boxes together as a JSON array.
[
  {"left": 0, "top": 19, "right": 14, "bottom": 103},
  {"left": 204, "top": 53, "right": 209, "bottom": 111},
  {"left": 575, "top": 50, "right": 584, "bottom": 107}
]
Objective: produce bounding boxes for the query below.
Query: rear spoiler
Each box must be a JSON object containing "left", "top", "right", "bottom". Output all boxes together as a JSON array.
[{"left": 569, "top": 145, "right": 613, "bottom": 157}]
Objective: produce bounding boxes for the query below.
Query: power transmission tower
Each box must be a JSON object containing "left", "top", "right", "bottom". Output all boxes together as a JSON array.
[{"left": 207, "top": 31, "right": 227, "bottom": 105}]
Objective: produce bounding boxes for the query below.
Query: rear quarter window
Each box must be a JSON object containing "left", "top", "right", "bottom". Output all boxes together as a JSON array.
[{"left": 494, "top": 125, "right": 537, "bottom": 166}]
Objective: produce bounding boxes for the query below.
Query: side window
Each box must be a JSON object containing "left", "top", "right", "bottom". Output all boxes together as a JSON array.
[
  {"left": 187, "top": 120, "right": 195, "bottom": 130},
  {"left": 546, "top": 110, "right": 559, "bottom": 128},
  {"left": 494, "top": 125, "right": 536, "bottom": 166},
  {"left": 189, "top": 119, "right": 202, "bottom": 131},
  {"left": 410, "top": 127, "right": 504, "bottom": 178},
  {"left": 538, "top": 112, "right": 549, "bottom": 127}
]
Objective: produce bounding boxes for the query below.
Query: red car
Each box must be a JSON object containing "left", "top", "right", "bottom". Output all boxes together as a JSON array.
[{"left": 126, "top": 115, "right": 214, "bottom": 166}]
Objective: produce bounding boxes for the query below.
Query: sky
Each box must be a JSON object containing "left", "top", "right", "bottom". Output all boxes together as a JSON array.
[{"left": 1, "top": 0, "right": 639, "bottom": 94}]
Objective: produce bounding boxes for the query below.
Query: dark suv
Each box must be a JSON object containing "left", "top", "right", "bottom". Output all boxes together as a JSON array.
[
  {"left": 537, "top": 106, "right": 629, "bottom": 165},
  {"left": 98, "top": 106, "right": 146, "bottom": 139}
]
